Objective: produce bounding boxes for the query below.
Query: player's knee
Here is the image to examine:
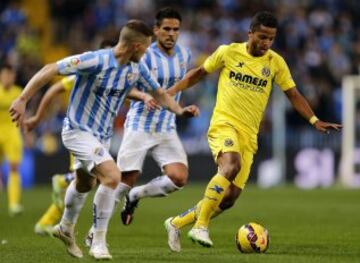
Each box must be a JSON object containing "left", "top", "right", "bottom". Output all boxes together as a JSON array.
[
  {"left": 165, "top": 164, "right": 188, "bottom": 187},
  {"left": 168, "top": 170, "right": 188, "bottom": 187},
  {"left": 221, "top": 162, "right": 241, "bottom": 180},
  {"left": 121, "top": 171, "right": 140, "bottom": 187},
  {"left": 104, "top": 173, "right": 121, "bottom": 189}
]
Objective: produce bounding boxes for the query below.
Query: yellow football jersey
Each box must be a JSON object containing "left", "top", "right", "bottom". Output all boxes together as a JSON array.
[
  {"left": 0, "top": 84, "right": 23, "bottom": 163},
  {"left": 61, "top": 75, "right": 75, "bottom": 95},
  {"left": 0, "top": 84, "right": 22, "bottom": 128},
  {"left": 60, "top": 75, "right": 75, "bottom": 108},
  {"left": 203, "top": 42, "right": 295, "bottom": 136}
]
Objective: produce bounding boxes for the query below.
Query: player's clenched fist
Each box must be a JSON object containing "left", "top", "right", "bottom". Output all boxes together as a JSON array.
[{"left": 181, "top": 105, "right": 200, "bottom": 118}]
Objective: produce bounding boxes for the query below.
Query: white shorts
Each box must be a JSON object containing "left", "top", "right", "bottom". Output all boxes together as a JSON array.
[
  {"left": 117, "top": 129, "right": 188, "bottom": 172},
  {"left": 62, "top": 129, "right": 113, "bottom": 173}
]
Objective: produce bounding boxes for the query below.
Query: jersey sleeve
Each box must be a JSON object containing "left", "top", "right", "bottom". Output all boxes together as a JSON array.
[
  {"left": 203, "top": 45, "right": 228, "bottom": 73},
  {"left": 274, "top": 56, "right": 296, "bottom": 91},
  {"left": 137, "top": 62, "right": 160, "bottom": 91},
  {"left": 134, "top": 55, "right": 148, "bottom": 91},
  {"left": 56, "top": 51, "right": 102, "bottom": 75},
  {"left": 61, "top": 75, "right": 76, "bottom": 92}
]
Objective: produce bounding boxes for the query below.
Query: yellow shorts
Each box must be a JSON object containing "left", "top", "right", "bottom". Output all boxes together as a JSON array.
[
  {"left": 0, "top": 127, "right": 23, "bottom": 164},
  {"left": 207, "top": 122, "right": 257, "bottom": 189}
]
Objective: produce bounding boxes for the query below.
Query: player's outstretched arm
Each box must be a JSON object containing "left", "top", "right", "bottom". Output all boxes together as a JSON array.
[
  {"left": 151, "top": 88, "right": 200, "bottom": 117},
  {"left": 9, "top": 63, "right": 58, "bottom": 127},
  {"left": 24, "top": 80, "right": 66, "bottom": 132},
  {"left": 127, "top": 88, "right": 160, "bottom": 111},
  {"left": 167, "top": 66, "right": 208, "bottom": 96},
  {"left": 284, "top": 87, "right": 342, "bottom": 133}
]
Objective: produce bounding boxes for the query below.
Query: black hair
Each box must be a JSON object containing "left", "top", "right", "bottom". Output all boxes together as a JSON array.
[
  {"left": 155, "top": 7, "right": 182, "bottom": 27},
  {"left": 250, "top": 11, "right": 278, "bottom": 32},
  {"left": 0, "top": 63, "right": 14, "bottom": 71}
]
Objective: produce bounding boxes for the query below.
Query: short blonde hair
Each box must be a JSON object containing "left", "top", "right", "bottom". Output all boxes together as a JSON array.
[{"left": 120, "top": 19, "right": 153, "bottom": 44}]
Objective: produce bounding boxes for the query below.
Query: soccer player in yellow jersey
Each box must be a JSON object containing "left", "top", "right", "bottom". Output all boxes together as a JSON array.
[
  {"left": 164, "top": 11, "right": 342, "bottom": 251},
  {"left": 0, "top": 64, "right": 24, "bottom": 216}
]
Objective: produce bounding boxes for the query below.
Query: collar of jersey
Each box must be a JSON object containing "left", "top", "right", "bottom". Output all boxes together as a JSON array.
[
  {"left": 243, "top": 42, "right": 269, "bottom": 59},
  {"left": 152, "top": 42, "right": 178, "bottom": 58}
]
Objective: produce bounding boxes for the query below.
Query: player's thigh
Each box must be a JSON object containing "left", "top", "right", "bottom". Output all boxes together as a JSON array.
[
  {"left": 4, "top": 129, "right": 22, "bottom": 164},
  {"left": 207, "top": 123, "right": 241, "bottom": 164},
  {"left": 117, "top": 130, "right": 153, "bottom": 172},
  {"left": 232, "top": 150, "right": 254, "bottom": 189},
  {"left": 232, "top": 129, "right": 257, "bottom": 189},
  {"left": 152, "top": 130, "right": 188, "bottom": 169},
  {"left": 62, "top": 129, "right": 112, "bottom": 174}
]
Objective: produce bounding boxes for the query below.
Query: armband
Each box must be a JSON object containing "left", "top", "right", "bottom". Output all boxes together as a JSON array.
[{"left": 309, "top": 116, "right": 319, "bottom": 125}]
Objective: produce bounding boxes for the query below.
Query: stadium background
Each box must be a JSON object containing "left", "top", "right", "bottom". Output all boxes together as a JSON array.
[
  {"left": 0, "top": 0, "right": 359, "bottom": 187},
  {"left": 1, "top": 1, "right": 360, "bottom": 263}
]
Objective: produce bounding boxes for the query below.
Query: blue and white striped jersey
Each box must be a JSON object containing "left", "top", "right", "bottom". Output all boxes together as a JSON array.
[
  {"left": 125, "top": 42, "right": 191, "bottom": 133},
  {"left": 57, "top": 48, "right": 160, "bottom": 141}
]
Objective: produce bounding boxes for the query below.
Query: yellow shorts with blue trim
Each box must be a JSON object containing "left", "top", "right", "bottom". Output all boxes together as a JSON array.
[{"left": 207, "top": 122, "right": 257, "bottom": 189}]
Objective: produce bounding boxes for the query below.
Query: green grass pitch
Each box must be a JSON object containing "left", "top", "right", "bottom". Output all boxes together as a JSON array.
[{"left": 1, "top": 184, "right": 359, "bottom": 262}]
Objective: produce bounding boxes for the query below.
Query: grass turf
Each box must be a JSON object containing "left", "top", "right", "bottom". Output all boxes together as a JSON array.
[{"left": 0, "top": 184, "right": 359, "bottom": 262}]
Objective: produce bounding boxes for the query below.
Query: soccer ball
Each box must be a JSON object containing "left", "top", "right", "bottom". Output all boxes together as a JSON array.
[{"left": 235, "top": 222, "right": 269, "bottom": 253}]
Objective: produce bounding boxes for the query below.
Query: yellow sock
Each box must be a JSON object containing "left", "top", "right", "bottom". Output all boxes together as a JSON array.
[
  {"left": 194, "top": 173, "right": 230, "bottom": 228},
  {"left": 58, "top": 175, "right": 69, "bottom": 189},
  {"left": 195, "top": 200, "right": 223, "bottom": 219},
  {"left": 53, "top": 174, "right": 70, "bottom": 189},
  {"left": 171, "top": 201, "right": 201, "bottom": 229},
  {"left": 8, "top": 171, "right": 21, "bottom": 207},
  {"left": 37, "top": 204, "right": 63, "bottom": 226},
  {"left": 172, "top": 199, "right": 224, "bottom": 229}
]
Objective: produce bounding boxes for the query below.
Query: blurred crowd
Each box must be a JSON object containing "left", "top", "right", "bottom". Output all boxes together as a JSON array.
[{"left": 1, "top": 0, "right": 358, "bottom": 155}]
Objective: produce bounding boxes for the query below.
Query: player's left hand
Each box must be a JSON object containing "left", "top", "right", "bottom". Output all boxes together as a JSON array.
[
  {"left": 180, "top": 105, "right": 200, "bottom": 118},
  {"left": 9, "top": 97, "right": 26, "bottom": 127},
  {"left": 314, "top": 120, "right": 342, "bottom": 134},
  {"left": 143, "top": 94, "right": 161, "bottom": 111}
]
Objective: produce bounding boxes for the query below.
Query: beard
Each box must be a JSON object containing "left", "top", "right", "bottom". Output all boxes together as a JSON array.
[{"left": 159, "top": 39, "right": 175, "bottom": 51}]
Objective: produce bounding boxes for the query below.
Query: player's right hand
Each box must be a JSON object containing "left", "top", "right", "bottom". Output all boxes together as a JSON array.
[
  {"left": 314, "top": 120, "right": 342, "bottom": 134},
  {"left": 9, "top": 97, "right": 26, "bottom": 127},
  {"left": 23, "top": 116, "right": 39, "bottom": 132},
  {"left": 181, "top": 105, "right": 200, "bottom": 118}
]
